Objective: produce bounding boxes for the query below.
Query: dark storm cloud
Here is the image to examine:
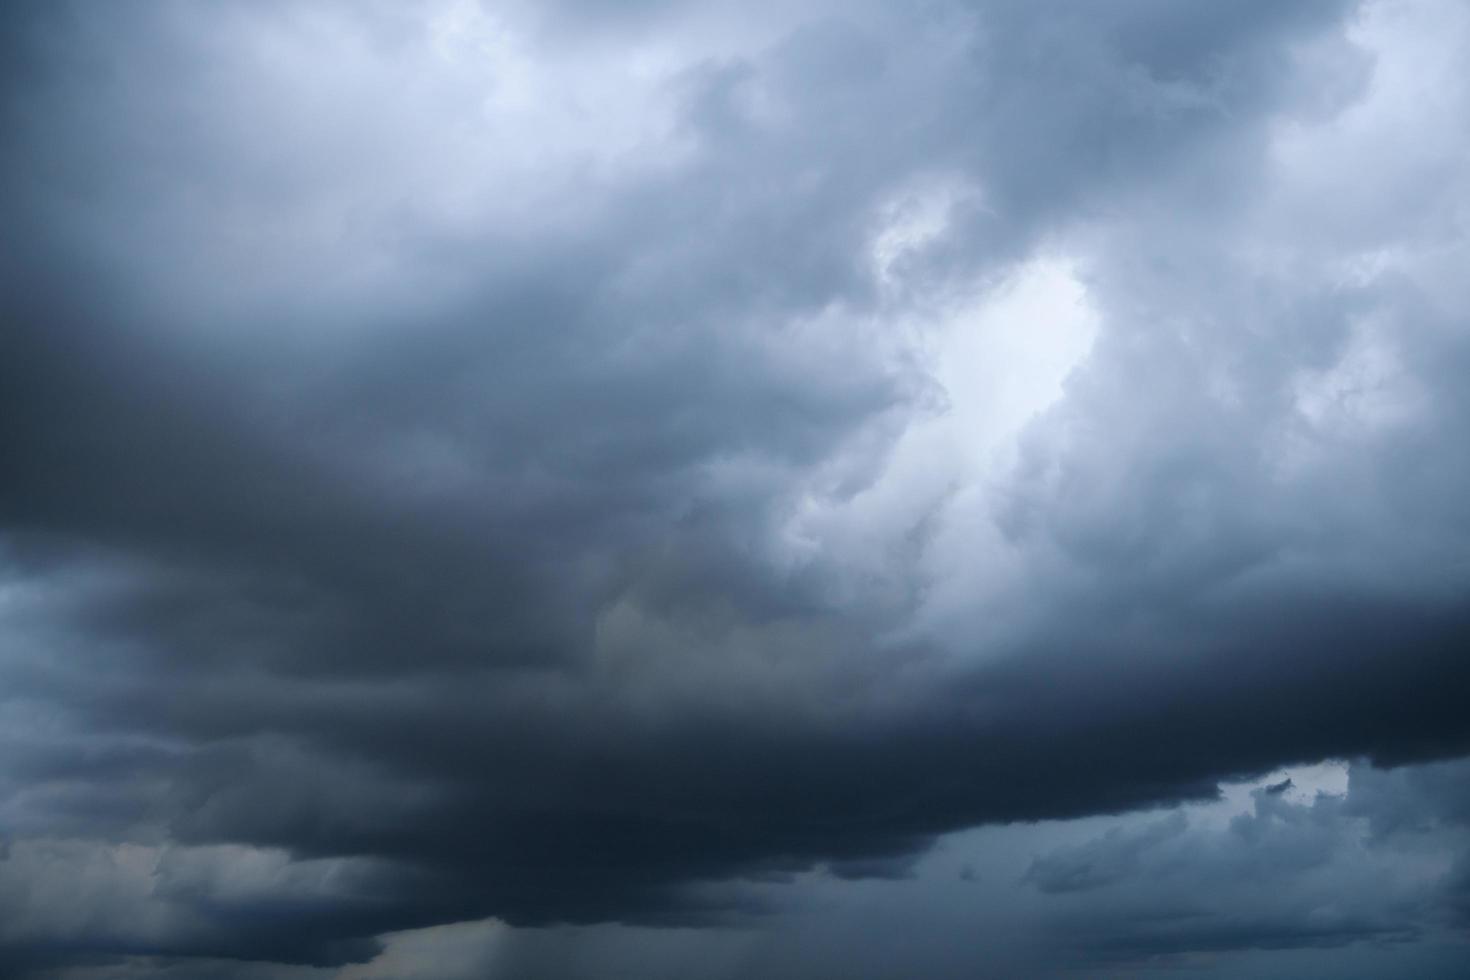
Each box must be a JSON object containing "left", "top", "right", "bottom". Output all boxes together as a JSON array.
[{"left": 4, "top": 0, "right": 1470, "bottom": 975}]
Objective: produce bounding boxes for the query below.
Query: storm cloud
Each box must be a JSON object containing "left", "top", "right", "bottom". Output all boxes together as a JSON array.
[{"left": 3, "top": 0, "right": 1470, "bottom": 976}]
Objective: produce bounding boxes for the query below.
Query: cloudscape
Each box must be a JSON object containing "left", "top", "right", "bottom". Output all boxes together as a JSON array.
[{"left": 4, "top": 1, "right": 1470, "bottom": 977}]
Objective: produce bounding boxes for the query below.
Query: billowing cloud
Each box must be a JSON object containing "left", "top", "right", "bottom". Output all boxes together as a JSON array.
[{"left": 4, "top": 0, "right": 1470, "bottom": 976}]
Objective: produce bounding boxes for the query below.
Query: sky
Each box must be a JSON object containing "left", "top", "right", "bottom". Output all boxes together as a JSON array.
[{"left": 3, "top": 0, "right": 1470, "bottom": 977}]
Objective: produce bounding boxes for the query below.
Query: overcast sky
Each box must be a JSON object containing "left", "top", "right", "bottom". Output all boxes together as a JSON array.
[{"left": 3, "top": 1, "right": 1470, "bottom": 977}]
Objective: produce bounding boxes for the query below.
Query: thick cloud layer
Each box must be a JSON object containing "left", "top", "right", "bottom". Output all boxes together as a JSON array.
[{"left": 4, "top": 0, "right": 1470, "bottom": 975}]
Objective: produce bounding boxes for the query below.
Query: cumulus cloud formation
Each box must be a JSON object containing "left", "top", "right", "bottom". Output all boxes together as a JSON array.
[{"left": 3, "top": 0, "right": 1470, "bottom": 976}]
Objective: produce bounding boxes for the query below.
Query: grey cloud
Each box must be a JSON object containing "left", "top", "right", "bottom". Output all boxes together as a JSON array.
[
  {"left": 5, "top": 0, "right": 1470, "bottom": 976},
  {"left": 1024, "top": 811, "right": 1188, "bottom": 894},
  {"left": 1022, "top": 761, "right": 1470, "bottom": 968}
]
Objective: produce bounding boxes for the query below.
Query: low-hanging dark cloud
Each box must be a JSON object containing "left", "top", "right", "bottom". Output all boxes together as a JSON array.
[{"left": 4, "top": 0, "right": 1470, "bottom": 975}]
